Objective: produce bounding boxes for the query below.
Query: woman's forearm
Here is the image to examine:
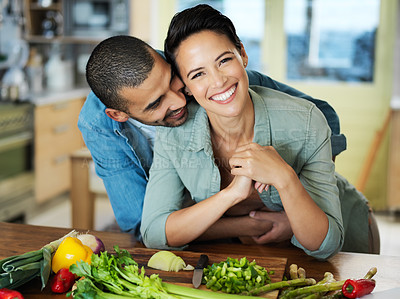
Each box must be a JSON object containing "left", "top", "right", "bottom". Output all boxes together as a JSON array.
[{"left": 277, "top": 169, "right": 329, "bottom": 251}]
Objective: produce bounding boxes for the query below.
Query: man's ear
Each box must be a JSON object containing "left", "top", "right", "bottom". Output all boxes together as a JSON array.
[{"left": 105, "top": 108, "right": 130, "bottom": 122}]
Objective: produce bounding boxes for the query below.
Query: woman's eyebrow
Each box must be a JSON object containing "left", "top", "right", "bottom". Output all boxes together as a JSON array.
[{"left": 186, "top": 51, "right": 234, "bottom": 78}]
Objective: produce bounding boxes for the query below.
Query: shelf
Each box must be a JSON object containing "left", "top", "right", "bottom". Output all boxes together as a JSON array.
[
  {"left": 24, "top": 35, "right": 103, "bottom": 45},
  {"left": 29, "top": 3, "right": 62, "bottom": 10}
]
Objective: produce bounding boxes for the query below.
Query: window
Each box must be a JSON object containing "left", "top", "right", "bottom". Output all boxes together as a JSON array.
[
  {"left": 284, "top": 0, "right": 380, "bottom": 82},
  {"left": 177, "top": 0, "right": 265, "bottom": 72}
]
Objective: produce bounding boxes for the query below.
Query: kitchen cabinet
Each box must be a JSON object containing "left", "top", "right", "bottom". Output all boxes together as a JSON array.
[{"left": 34, "top": 97, "right": 85, "bottom": 203}]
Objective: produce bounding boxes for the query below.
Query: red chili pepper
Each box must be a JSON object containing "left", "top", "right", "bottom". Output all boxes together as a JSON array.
[
  {"left": 0, "top": 288, "right": 24, "bottom": 299},
  {"left": 51, "top": 268, "right": 76, "bottom": 293},
  {"left": 342, "top": 278, "right": 376, "bottom": 298}
]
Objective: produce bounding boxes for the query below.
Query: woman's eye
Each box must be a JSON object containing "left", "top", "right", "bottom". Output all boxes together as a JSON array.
[
  {"left": 191, "top": 72, "right": 203, "bottom": 80},
  {"left": 220, "top": 57, "right": 232, "bottom": 65}
]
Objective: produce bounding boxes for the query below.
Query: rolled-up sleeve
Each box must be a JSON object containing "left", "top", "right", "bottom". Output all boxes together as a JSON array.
[
  {"left": 141, "top": 132, "right": 187, "bottom": 250},
  {"left": 291, "top": 105, "right": 344, "bottom": 260}
]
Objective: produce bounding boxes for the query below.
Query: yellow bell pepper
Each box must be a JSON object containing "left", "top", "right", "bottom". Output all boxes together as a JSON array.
[{"left": 51, "top": 237, "right": 93, "bottom": 273}]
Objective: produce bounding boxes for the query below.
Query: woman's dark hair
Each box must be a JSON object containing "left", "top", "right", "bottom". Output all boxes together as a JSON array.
[{"left": 164, "top": 4, "right": 241, "bottom": 78}]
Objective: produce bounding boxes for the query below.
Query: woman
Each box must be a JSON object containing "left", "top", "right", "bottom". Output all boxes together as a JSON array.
[{"left": 141, "top": 4, "right": 372, "bottom": 259}]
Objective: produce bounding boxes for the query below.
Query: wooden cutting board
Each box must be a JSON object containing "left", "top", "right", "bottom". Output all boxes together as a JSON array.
[{"left": 130, "top": 248, "right": 287, "bottom": 298}]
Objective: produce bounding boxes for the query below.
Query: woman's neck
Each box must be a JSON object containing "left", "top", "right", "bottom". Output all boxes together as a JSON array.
[{"left": 209, "top": 98, "right": 255, "bottom": 149}]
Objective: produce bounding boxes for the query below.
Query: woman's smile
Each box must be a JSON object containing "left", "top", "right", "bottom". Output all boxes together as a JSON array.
[{"left": 209, "top": 84, "right": 237, "bottom": 104}]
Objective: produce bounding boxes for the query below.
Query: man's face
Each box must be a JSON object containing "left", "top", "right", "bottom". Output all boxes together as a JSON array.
[{"left": 117, "top": 51, "right": 189, "bottom": 127}]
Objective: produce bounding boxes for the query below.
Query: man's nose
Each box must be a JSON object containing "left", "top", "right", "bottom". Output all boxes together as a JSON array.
[{"left": 166, "top": 89, "right": 186, "bottom": 110}]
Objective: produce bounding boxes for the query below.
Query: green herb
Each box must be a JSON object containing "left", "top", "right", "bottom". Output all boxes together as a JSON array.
[{"left": 0, "top": 230, "right": 78, "bottom": 290}]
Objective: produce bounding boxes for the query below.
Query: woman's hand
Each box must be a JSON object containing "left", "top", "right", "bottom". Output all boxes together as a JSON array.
[
  {"left": 229, "top": 143, "right": 294, "bottom": 190},
  {"left": 225, "top": 175, "right": 254, "bottom": 205}
]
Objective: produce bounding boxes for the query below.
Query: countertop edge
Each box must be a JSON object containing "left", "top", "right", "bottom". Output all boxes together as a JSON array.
[{"left": 30, "top": 87, "right": 91, "bottom": 106}]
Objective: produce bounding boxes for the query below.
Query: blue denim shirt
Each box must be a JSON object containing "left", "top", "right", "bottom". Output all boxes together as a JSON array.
[
  {"left": 78, "top": 70, "right": 346, "bottom": 240},
  {"left": 141, "top": 87, "right": 346, "bottom": 259}
]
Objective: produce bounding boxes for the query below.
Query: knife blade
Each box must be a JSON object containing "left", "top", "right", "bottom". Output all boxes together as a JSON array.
[{"left": 192, "top": 254, "right": 209, "bottom": 288}]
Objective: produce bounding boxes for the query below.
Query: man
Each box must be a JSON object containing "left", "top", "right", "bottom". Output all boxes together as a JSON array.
[{"left": 79, "top": 35, "right": 346, "bottom": 241}]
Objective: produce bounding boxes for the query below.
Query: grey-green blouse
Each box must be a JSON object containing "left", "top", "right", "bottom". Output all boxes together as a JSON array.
[{"left": 141, "top": 86, "right": 369, "bottom": 260}]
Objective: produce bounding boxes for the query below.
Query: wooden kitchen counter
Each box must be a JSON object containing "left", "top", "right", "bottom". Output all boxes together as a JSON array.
[{"left": 1, "top": 222, "right": 399, "bottom": 298}]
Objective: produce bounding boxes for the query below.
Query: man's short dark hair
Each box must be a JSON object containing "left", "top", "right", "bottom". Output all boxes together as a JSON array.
[{"left": 86, "top": 35, "right": 155, "bottom": 112}]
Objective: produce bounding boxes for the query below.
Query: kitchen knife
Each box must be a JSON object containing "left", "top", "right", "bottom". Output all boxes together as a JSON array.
[{"left": 192, "top": 254, "right": 209, "bottom": 288}]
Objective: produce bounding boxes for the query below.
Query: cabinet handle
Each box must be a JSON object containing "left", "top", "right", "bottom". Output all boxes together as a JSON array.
[
  {"left": 54, "top": 155, "right": 69, "bottom": 165},
  {"left": 53, "top": 124, "right": 70, "bottom": 134}
]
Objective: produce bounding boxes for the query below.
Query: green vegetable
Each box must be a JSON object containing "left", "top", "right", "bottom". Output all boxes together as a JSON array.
[
  {"left": 202, "top": 256, "right": 271, "bottom": 294},
  {"left": 69, "top": 246, "right": 256, "bottom": 299},
  {"left": 242, "top": 278, "right": 317, "bottom": 296},
  {"left": 0, "top": 230, "right": 78, "bottom": 290},
  {"left": 278, "top": 280, "right": 345, "bottom": 299}
]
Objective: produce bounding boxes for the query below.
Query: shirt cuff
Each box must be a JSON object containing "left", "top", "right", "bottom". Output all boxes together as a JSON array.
[{"left": 291, "top": 215, "right": 343, "bottom": 260}]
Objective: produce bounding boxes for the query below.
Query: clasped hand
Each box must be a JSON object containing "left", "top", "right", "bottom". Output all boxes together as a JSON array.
[{"left": 229, "top": 143, "right": 291, "bottom": 192}]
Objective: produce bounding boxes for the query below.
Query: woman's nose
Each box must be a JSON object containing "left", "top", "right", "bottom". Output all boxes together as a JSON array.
[{"left": 209, "top": 69, "right": 226, "bottom": 88}]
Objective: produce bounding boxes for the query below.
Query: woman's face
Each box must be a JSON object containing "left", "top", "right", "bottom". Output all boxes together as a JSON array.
[{"left": 175, "top": 30, "right": 249, "bottom": 118}]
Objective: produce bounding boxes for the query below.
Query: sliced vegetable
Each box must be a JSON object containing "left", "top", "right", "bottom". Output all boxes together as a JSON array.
[
  {"left": 342, "top": 279, "right": 376, "bottom": 298},
  {"left": 70, "top": 246, "right": 255, "bottom": 299},
  {"left": 51, "top": 268, "right": 76, "bottom": 293},
  {"left": 0, "top": 230, "right": 78, "bottom": 290},
  {"left": 0, "top": 288, "right": 24, "bottom": 299},
  {"left": 147, "top": 250, "right": 186, "bottom": 272},
  {"left": 202, "top": 256, "right": 272, "bottom": 294},
  {"left": 76, "top": 234, "right": 105, "bottom": 255},
  {"left": 51, "top": 237, "right": 93, "bottom": 274}
]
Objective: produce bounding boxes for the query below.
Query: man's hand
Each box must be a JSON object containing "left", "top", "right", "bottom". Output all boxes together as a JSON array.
[{"left": 248, "top": 210, "right": 293, "bottom": 244}]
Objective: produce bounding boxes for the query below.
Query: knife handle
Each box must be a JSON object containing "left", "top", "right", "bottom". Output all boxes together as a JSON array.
[{"left": 195, "top": 254, "right": 209, "bottom": 269}]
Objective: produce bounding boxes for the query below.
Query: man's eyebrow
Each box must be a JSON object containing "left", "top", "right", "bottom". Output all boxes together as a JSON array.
[
  {"left": 186, "top": 51, "right": 233, "bottom": 79},
  {"left": 144, "top": 68, "right": 174, "bottom": 112},
  {"left": 144, "top": 97, "right": 161, "bottom": 111}
]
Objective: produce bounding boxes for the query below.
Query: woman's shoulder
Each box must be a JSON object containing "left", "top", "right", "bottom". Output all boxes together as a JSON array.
[
  {"left": 250, "top": 85, "right": 316, "bottom": 111},
  {"left": 250, "top": 86, "right": 329, "bottom": 129},
  {"left": 156, "top": 100, "right": 208, "bottom": 148}
]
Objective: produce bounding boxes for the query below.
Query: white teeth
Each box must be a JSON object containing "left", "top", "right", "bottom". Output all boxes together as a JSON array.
[{"left": 211, "top": 85, "right": 236, "bottom": 102}]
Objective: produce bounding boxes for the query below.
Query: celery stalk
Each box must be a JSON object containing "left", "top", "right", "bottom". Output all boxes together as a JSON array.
[{"left": 163, "top": 282, "right": 256, "bottom": 298}]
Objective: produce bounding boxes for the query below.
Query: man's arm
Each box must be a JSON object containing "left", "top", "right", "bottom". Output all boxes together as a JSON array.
[
  {"left": 247, "top": 70, "right": 346, "bottom": 157},
  {"left": 78, "top": 93, "right": 147, "bottom": 239}
]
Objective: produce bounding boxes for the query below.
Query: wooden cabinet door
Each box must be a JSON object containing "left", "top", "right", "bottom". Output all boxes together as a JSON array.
[{"left": 34, "top": 98, "right": 85, "bottom": 203}]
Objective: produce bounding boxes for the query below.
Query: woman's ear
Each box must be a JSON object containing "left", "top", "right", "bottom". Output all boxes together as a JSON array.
[
  {"left": 105, "top": 108, "right": 130, "bottom": 122},
  {"left": 240, "top": 43, "right": 249, "bottom": 68}
]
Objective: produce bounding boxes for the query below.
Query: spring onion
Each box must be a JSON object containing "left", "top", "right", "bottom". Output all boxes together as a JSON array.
[{"left": 0, "top": 230, "right": 78, "bottom": 290}]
